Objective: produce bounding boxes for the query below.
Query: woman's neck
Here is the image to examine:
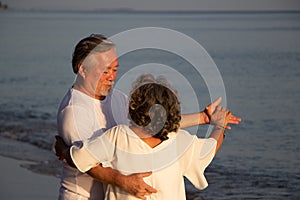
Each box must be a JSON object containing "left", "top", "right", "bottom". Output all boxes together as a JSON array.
[{"left": 130, "top": 126, "right": 162, "bottom": 148}]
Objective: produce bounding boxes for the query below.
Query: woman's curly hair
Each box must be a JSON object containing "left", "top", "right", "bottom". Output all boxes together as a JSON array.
[{"left": 129, "top": 74, "right": 181, "bottom": 141}]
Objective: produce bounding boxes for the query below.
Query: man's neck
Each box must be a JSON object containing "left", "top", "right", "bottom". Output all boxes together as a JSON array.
[
  {"left": 98, "top": 95, "right": 106, "bottom": 100},
  {"left": 72, "top": 84, "right": 106, "bottom": 100}
]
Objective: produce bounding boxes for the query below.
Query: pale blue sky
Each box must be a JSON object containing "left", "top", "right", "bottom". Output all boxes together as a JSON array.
[{"left": 4, "top": 0, "right": 300, "bottom": 11}]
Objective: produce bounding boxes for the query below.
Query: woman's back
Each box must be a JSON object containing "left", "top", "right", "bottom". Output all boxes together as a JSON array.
[{"left": 101, "top": 125, "right": 216, "bottom": 200}]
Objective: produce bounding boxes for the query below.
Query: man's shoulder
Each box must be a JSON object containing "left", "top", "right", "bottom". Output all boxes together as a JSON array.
[
  {"left": 108, "top": 89, "right": 128, "bottom": 110},
  {"left": 110, "top": 89, "right": 128, "bottom": 99},
  {"left": 57, "top": 88, "right": 93, "bottom": 116},
  {"left": 60, "top": 88, "right": 93, "bottom": 106}
]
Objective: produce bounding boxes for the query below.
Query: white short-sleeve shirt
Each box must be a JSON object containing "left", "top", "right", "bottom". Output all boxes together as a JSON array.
[{"left": 57, "top": 88, "right": 128, "bottom": 199}]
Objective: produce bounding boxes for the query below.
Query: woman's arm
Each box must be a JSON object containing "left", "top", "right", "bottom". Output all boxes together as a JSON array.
[
  {"left": 208, "top": 106, "right": 232, "bottom": 155},
  {"left": 209, "top": 126, "right": 225, "bottom": 155}
]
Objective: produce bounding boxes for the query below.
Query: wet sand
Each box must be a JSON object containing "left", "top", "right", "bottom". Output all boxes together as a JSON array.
[
  {"left": 0, "top": 156, "right": 59, "bottom": 200},
  {"left": 0, "top": 135, "right": 61, "bottom": 200}
]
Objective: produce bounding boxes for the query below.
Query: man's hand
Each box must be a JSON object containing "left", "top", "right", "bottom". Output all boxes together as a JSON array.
[
  {"left": 54, "top": 135, "right": 76, "bottom": 167},
  {"left": 54, "top": 135, "right": 68, "bottom": 161},
  {"left": 118, "top": 172, "right": 157, "bottom": 200},
  {"left": 88, "top": 165, "right": 157, "bottom": 199},
  {"left": 203, "top": 97, "right": 241, "bottom": 129}
]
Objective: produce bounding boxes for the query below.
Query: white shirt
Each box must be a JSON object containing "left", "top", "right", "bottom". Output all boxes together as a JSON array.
[
  {"left": 71, "top": 125, "right": 217, "bottom": 200},
  {"left": 57, "top": 88, "right": 128, "bottom": 199}
]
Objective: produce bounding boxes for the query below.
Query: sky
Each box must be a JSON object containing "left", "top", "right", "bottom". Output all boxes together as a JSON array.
[{"left": 3, "top": 0, "right": 300, "bottom": 11}]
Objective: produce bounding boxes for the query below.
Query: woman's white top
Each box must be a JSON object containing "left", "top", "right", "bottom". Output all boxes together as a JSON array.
[{"left": 71, "top": 125, "right": 217, "bottom": 200}]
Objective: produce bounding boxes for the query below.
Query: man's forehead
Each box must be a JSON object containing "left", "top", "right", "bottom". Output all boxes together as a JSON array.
[
  {"left": 106, "top": 59, "right": 119, "bottom": 67},
  {"left": 94, "top": 50, "right": 118, "bottom": 65},
  {"left": 97, "top": 59, "right": 118, "bottom": 70}
]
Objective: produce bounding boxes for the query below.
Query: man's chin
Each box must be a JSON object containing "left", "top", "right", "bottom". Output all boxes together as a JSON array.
[{"left": 98, "top": 89, "right": 112, "bottom": 97}]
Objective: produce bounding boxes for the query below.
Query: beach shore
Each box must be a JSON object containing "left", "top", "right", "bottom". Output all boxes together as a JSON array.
[
  {"left": 0, "top": 136, "right": 61, "bottom": 200},
  {"left": 0, "top": 155, "right": 60, "bottom": 200}
]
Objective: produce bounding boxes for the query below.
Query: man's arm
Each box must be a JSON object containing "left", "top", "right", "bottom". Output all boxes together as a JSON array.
[
  {"left": 180, "top": 97, "right": 241, "bottom": 129},
  {"left": 88, "top": 165, "right": 156, "bottom": 200},
  {"left": 54, "top": 136, "right": 157, "bottom": 199}
]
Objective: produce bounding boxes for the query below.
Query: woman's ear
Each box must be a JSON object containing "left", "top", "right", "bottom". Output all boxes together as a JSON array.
[{"left": 78, "top": 64, "right": 86, "bottom": 78}]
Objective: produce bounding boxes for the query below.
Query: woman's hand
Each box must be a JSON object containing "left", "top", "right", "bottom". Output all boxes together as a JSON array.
[
  {"left": 203, "top": 97, "right": 241, "bottom": 129},
  {"left": 210, "top": 106, "right": 232, "bottom": 129}
]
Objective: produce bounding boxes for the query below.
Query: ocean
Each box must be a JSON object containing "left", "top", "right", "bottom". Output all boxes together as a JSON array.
[{"left": 0, "top": 10, "right": 299, "bottom": 199}]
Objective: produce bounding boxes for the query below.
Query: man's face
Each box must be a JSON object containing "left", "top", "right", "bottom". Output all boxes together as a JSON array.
[{"left": 86, "top": 48, "right": 118, "bottom": 99}]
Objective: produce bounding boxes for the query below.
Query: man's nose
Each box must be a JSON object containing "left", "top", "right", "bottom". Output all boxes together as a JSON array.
[{"left": 106, "top": 72, "right": 114, "bottom": 81}]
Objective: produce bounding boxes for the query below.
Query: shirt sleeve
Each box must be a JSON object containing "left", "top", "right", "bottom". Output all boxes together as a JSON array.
[
  {"left": 111, "top": 89, "right": 129, "bottom": 125},
  {"left": 57, "top": 105, "right": 95, "bottom": 145},
  {"left": 70, "top": 126, "right": 120, "bottom": 172},
  {"left": 182, "top": 137, "right": 217, "bottom": 190}
]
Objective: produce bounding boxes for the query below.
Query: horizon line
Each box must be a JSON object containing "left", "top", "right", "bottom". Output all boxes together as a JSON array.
[{"left": 4, "top": 8, "right": 300, "bottom": 14}]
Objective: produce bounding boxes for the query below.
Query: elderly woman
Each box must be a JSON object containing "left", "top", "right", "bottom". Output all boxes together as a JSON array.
[{"left": 65, "top": 73, "right": 232, "bottom": 200}]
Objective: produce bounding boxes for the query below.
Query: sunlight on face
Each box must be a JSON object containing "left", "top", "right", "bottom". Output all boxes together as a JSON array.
[{"left": 86, "top": 48, "right": 119, "bottom": 99}]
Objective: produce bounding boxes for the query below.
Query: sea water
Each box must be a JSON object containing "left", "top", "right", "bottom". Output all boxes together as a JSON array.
[{"left": 0, "top": 10, "right": 299, "bottom": 199}]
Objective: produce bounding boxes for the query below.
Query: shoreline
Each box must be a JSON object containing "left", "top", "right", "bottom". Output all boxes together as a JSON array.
[
  {"left": 0, "top": 155, "right": 59, "bottom": 200},
  {"left": 0, "top": 136, "right": 61, "bottom": 199},
  {"left": 0, "top": 135, "right": 62, "bottom": 176}
]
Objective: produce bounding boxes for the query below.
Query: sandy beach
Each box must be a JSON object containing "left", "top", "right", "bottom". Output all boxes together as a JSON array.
[
  {"left": 0, "top": 156, "right": 59, "bottom": 200},
  {"left": 0, "top": 136, "right": 61, "bottom": 200}
]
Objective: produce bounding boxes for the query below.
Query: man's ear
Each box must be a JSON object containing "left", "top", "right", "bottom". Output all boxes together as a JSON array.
[{"left": 78, "top": 64, "right": 86, "bottom": 78}]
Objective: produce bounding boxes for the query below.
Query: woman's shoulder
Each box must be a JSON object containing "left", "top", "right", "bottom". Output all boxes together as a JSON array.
[
  {"left": 105, "top": 125, "right": 131, "bottom": 137},
  {"left": 168, "top": 129, "right": 195, "bottom": 140}
]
